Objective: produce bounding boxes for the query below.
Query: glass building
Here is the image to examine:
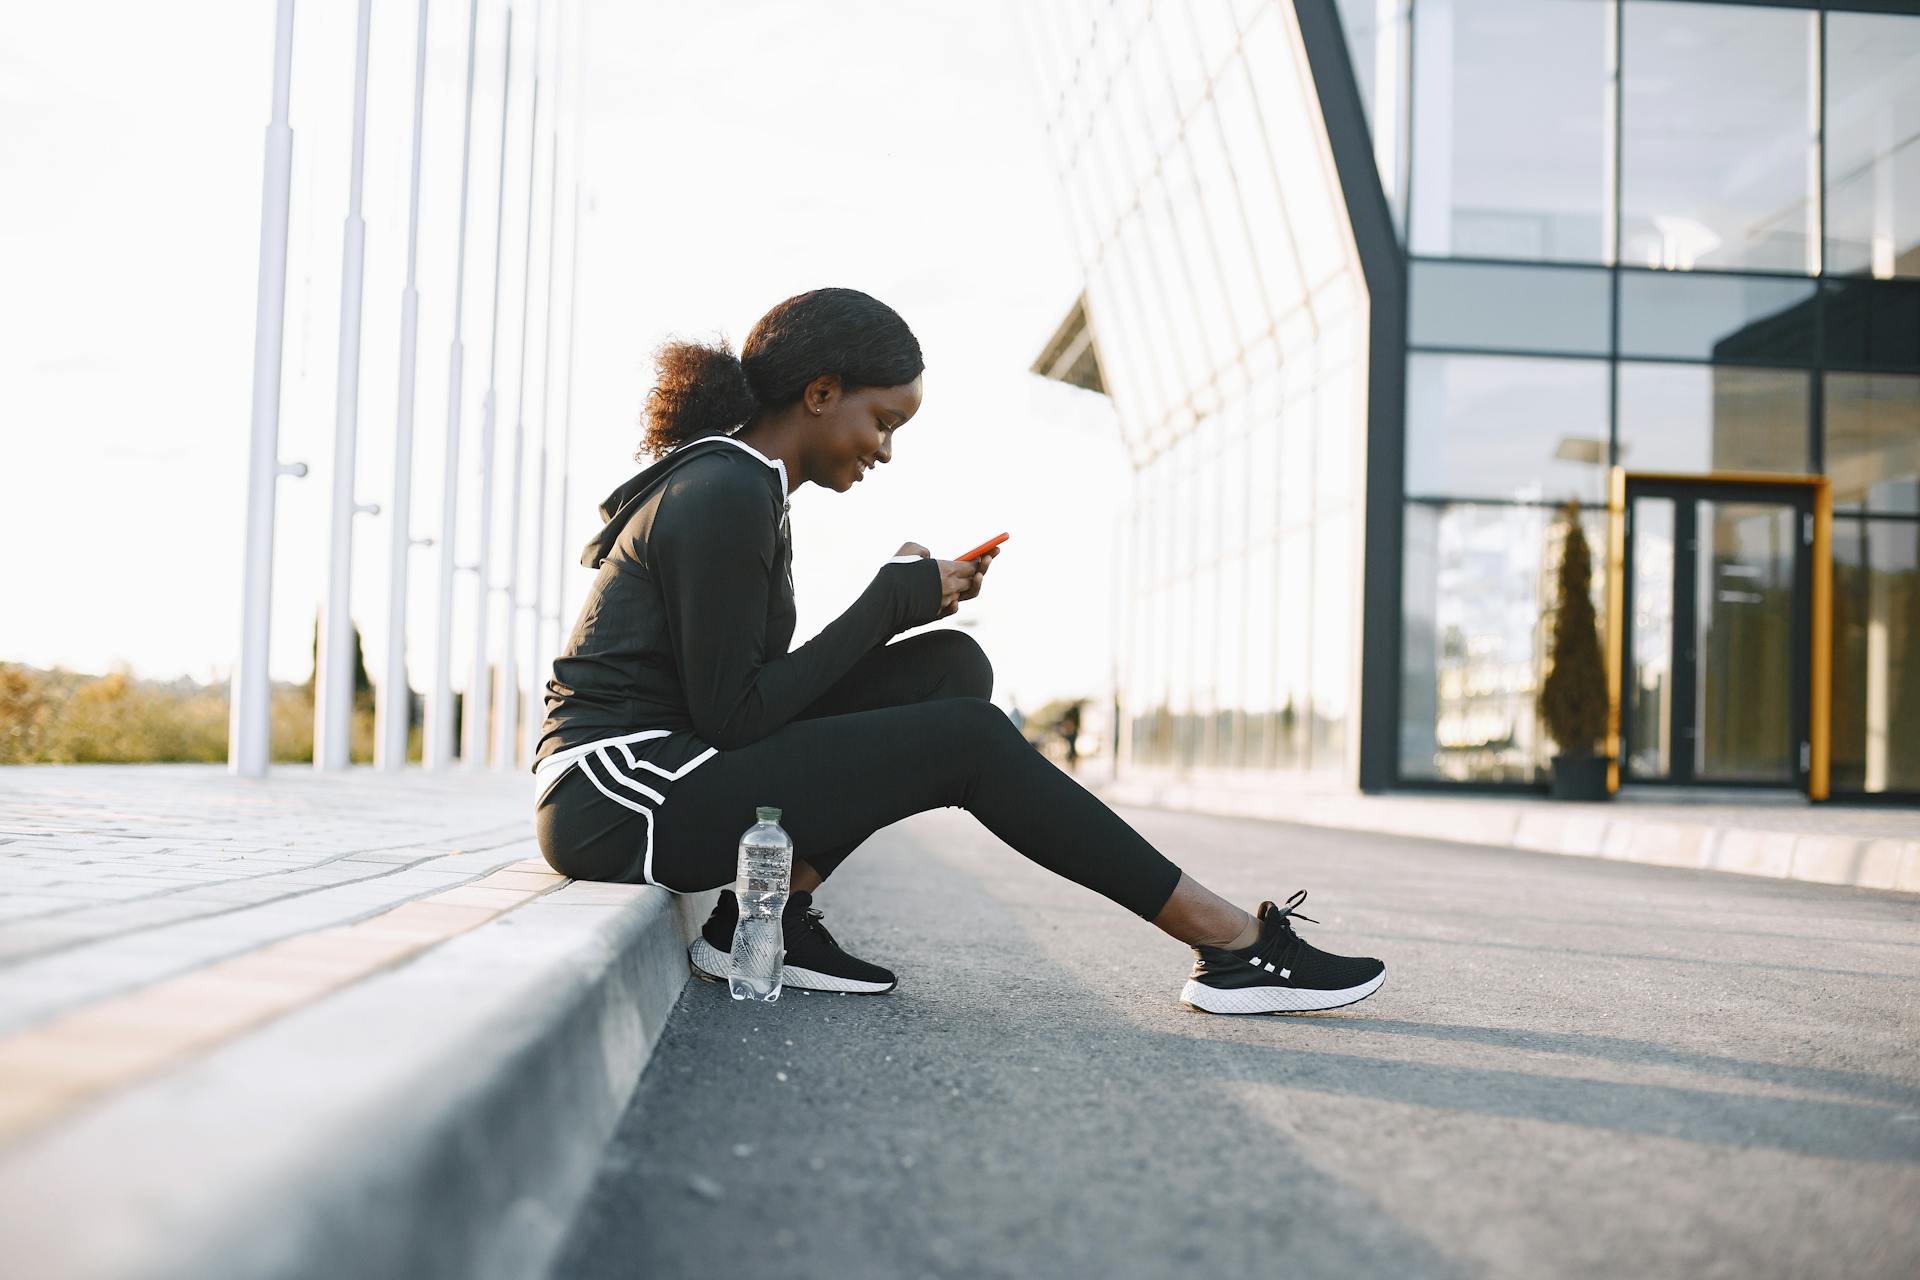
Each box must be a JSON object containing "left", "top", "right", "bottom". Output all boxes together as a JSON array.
[{"left": 1022, "top": 0, "right": 1919, "bottom": 802}]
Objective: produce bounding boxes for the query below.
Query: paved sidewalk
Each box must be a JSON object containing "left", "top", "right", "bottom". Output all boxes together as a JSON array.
[
  {"left": 1102, "top": 772, "right": 1920, "bottom": 893},
  {"left": 554, "top": 803, "right": 1920, "bottom": 1280},
  {"left": 0, "top": 765, "right": 711, "bottom": 1280}
]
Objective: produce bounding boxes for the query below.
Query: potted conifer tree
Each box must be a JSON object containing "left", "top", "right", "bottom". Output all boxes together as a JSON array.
[{"left": 1537, "top": 500, "right": 1612, "bottom": 801}]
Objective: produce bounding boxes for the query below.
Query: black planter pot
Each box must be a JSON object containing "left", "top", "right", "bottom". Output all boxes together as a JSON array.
[{"left": 1549, "top": 754, "right": 1612, "bottom": 801}]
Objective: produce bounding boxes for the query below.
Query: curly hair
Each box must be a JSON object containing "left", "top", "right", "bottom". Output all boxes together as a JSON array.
[{"left": 638, "top": 287, "right": 924, "bottom": 459}]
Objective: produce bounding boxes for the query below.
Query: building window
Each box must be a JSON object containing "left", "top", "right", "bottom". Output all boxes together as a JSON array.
[
  {"left": 1825, "top": 11, "right": 1920, "bottom": 282},
  {"left": 1406, "top": 353, "right": 1612, "bottom": 503},
  {"left": 1620, "top": 2, "right": 1817, "bottom": 274},
  {"left": 1618, "top": 270, "right": 1816, "bottom": 365},
  {"left": 1410, "top": 0, "right": 1610, "bottom": 264},
  {"left": 1826, "top": 372, "right": 1920, "bottom": 514},
  {"left": 1831, "top": 517, "right": 1920, "bottom": 794},
  {"left": 1334, "top": 0, "right": 1412, "bottom": 233},
  {"left": 1401, "top": 501, "right": 1609, "bottom": 783},
  {"left": 1821, "top": 278, "right": 1920, "bottom": 375},
  {"left": 1410, "top": 260, "right": 1612, "bottom": 356},
  {"left": 1616, "top": 363, "right": 1812, "bottom": 476}
]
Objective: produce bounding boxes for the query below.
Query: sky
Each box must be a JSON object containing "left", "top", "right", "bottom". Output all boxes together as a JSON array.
[{"left": 0, "top": 0, "right": 1127, "bottom": 716}]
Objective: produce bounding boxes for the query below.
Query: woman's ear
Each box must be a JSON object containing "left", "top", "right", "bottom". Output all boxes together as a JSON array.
[{"left": 805, "top": 373, "right": 841, "bottom": 416}]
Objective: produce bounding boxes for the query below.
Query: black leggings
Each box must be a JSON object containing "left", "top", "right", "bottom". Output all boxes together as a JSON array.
[{"left": 535, "top": 631, "right": 1183, "bottom": 920}]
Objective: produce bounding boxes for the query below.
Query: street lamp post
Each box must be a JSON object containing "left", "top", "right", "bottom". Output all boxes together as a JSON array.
[
  {"left": 495, "top": 0, "right": 544, "bottom": 771},
  {"left": 426, "top": 0, "right": 483, "bottom": 770},
  {"left": 316, "top": 0, "right": 380, "bottom": 772},
  {"left": 466, "top": 11, "right": 514, "bottom": 769},
  {"left": 231, "top": 0, "right": 303, "bottom": 779},
  {"left": 524, "top": 11, "right": 565, "bottom": 768},
  {"left": 550, "top": 160, "right": 583, "bottom": 690},
  {"left": 378, "top": 0, "right": 436, "bottom": 772}
]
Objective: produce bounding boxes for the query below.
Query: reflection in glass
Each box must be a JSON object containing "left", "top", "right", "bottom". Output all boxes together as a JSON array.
[
  {"left": 1213, "top": 53, "right": 1306, "bottom": 316},
  {"left": 1826, "top": 372, "right": 1920, "bottom": 514},
  {"left": 1831, "top": 518, "right": 1920, "bottom": 793},
  {"left": 1276, "top": 529, "right": 1311, "bottom": 769},
  {"left": 1694, "top": 501, "right": 1796, "bottom": 783},
  {"left": 1244, "top": 536, "right": 1277, "bottom": 767},
  {"left": 1618, "top": 271, "right": 1816, "bottom": 364},
  {"left": 1032, "top": 0, "right": 1371, "bottom": 789},
  {"left": 1113, "top": 209, "right": 1188, "bottom": 427},
  {"left": 1410, "top": 0, "right": 1608, "bottom": 263},
  {"left": 1400, "top": 503, "right": 1606, "bottom": 782},
  {"left": 1185, "top": 0, "right": 1240, "bottom": 78},
  {"left": 1409, "top": 260, "right": 1612, "bottom": 355},
  {"left": 1405, "top": 353, "right": 1610, "bottom": 502},
  {"left": 1242, "top": 3, "right": 1347, "bottom": 289},
  {"left": 1334, "top": 0, "right": 1411, "bottom": 233},
  {"left": 1188, "top": 96, "right": 1272, "bottom": 353},
  {"left": 1139, "top": 172, "right": 1213, "bottom": 399},
  {"left": 1152, "top": 0, "right": 1212, "bottom": 129},
  {"left": 1616, "top": 364, "right": 1810, "bottom": 476},
  {"left": 1084, "top": 265, "right": 1154, "bottom": 441},
  {"left": 1311, "top": 508, "right": 1352, "bottom": 773},
  {"left": 1825, "top": 12, "right": 1920, "bottom": 281},
  {"left": 1621, "top": 3, "right": 1816, "bottom": 274},
  {"left": 1162, "top": 143, "right": 1240, "bottom": 376},
  {"left": 1821, "top": 278, "right": 1920, "bottom": 374},
  {"left": 1627, "top": 498, "right": 1675, "bottom": 779},
  {"left": 1316, "top": 364, "right": 1359, "bottom": 510}
]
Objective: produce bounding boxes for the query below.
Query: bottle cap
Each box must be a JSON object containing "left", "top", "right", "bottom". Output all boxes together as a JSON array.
[{"left": 756, "top": 806, "right": 782, "bottom": 823}]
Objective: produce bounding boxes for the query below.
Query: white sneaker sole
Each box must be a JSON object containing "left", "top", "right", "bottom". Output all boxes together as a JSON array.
[
  {"left": 688, "top": 936, "right": 896, "bottom": 995},
  {"left": 1179, "top": 970, "right": 1385, "bottom": 1014}
]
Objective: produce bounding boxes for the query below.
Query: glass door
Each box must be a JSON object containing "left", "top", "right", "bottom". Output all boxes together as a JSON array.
[{"left": 1622, "top": 484, "right": 1812, "bottom": 789}]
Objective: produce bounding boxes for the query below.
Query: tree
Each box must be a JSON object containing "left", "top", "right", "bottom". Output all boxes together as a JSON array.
[
  {"left": 1537, "top": 500, "right": 1607, "bottom": 757},
  {"left": 307, "top": 612, "right": 375, "bottom": 710}
]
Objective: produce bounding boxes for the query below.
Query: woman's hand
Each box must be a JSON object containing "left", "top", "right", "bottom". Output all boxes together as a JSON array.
[
  {"left": 932, "top": 559, "right": 977, "bottom": 617},
  {"left": 955, "top": 543, "right": 998, "bottom": 605},
  {"left": 895, "top": 541, "right": 995, "bottom": 618}
]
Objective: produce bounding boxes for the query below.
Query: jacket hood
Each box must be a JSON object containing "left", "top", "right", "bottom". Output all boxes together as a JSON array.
[{"left": 578, "top": 433, "right": 755, "bottom": 569}]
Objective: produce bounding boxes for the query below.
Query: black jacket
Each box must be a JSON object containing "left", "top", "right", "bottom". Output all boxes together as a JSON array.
[{"left": 531, "top": 432, "right": 944, "bottom": 769}]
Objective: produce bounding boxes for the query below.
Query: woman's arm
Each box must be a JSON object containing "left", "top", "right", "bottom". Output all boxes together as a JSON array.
[{"left": 652, "top": 465, "right": 942, "bottom": 749}]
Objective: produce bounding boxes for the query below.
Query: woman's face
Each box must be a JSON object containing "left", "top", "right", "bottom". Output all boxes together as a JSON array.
[{"left": 804, "top": 372, "right": 924, "bottom": 492}]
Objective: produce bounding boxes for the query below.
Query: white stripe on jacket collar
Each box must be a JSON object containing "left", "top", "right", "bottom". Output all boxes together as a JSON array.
[{"left": 716, "top": 432, "right": 789, "bottom": 501}]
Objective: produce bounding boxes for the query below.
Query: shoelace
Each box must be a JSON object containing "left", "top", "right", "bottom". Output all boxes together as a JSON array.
[
  {"left": 1273, "top": 889, "right": 1320, "bottom": 929},
  {"left": 1246, "top": 890, "right": 1319, "bottom": 971},
  {"left": 794, "top": 904, "right": 837, "bottom": 948}
]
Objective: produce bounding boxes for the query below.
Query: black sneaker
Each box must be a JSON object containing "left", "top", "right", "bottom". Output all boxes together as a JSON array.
[
  {"left": 1180, "top": 891, "right": 1385, "bottom": 1014},
  {"left": 688, "top": 889, "right": 898, "bottom": 994}
]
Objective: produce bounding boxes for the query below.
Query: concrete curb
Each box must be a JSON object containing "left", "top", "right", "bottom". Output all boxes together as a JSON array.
[
  {"left": 0, "top": 880, "right": 717, "bottom": 1280},
  {"left": 1099, "top": 777, "right": 1920, "bottom": 894}
]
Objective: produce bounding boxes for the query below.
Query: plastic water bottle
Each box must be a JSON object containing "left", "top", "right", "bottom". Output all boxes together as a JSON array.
[{"left": 728, "top": 806, "right": 792, "bottom": 1002}]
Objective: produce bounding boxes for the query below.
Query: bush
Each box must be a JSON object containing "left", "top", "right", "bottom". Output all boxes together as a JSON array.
[
  {"left": 0, "top": 663, "right": 395, "bottom": 765},
  {"left": 1537, "top": 500, "right": 1608, "bottom": 757},
  {"left": 0, "top": 665, "right": 227, "bottom": 763}
]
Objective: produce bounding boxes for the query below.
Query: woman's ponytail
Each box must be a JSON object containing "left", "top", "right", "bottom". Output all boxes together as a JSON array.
[{"left": 638, "top": 336, "right": 759, "bottom": 460}]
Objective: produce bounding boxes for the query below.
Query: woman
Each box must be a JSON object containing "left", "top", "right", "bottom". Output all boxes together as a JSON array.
[{"left": 532, "top": 287, "right": 1385, "bottom": 1014}]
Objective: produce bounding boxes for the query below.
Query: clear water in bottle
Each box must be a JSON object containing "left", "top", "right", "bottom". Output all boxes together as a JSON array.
[{"left": 729, "top": 806, "right": 792, "bottom": 1002}]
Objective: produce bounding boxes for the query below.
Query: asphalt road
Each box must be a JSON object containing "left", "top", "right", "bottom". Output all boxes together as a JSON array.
[{"left": 550, "top": 800, "right": 1920, "bottom": 1280}]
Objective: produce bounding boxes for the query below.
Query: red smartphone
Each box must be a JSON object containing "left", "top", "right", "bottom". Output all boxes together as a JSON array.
[{"left": 955, "top": 532, "right": 1009, "bottom": 562}]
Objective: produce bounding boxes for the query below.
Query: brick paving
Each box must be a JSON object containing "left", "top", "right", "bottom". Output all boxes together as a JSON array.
[{"left": 0, "top": 764, "right": 554, "bottom": 1138}]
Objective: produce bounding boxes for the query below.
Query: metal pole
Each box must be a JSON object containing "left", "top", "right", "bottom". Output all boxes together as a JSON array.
[
  {"left": 552, "top": 78, "right": 584, "bottom": 691},
  {"left": 378, "top": 0, "right": 435, "bottom": 772},
  {"left": 524, "top": 1, "right": 565, "bottom": 768},
  {"left": 316, "top": 0, "right": 380, "bottom": 771},
  {"left": 427, "top": 0, "right": 482, "bottom": 770},
  {"left": 495, "top": 0, "right": 544, "bottom": 771},
  {"left": 467, "top": 10, "right": 514, "bottom": 769},
  {"left": 231, "top": 0, "right": 303, "bottom": 779}
]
